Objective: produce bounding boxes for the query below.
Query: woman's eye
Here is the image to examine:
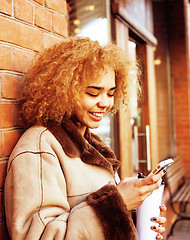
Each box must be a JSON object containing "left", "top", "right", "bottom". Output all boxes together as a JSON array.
[
  {"left": 108, "top": 91, "right": 115, "bottom": 97},
  {"left": 86, "top": 92, "right": 98, "bottom": 97}
]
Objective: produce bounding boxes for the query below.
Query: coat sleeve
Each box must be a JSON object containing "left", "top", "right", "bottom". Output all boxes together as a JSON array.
[
  {"left": 4, "top": 149, "right": 70, "bottom": 240},
  {"left": 65, "top": 184, "right": 138, "bottom": 240},
  {"left": 86, "top": 184, "right": 138, "bottom": 240}
]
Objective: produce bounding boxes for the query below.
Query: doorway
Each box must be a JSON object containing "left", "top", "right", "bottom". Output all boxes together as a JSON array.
[{"left": 128, "top": 38, "right": 150, "bottom": 176}]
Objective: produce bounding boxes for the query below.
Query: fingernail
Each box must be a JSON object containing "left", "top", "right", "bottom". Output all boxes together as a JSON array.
[
  {"left": 156, "top": 233, "right": 162, "bottom": 240},
  {"left": 152, "top": 217, "right": 157, "bottom": 221}
]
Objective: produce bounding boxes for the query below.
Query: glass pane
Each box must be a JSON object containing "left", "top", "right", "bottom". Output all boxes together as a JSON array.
[
  {"left": 67, "top": 0, "right": 110, "bottom": 45},
  {"left": 67, "top": 0, "right": 114, "bottom": 149}
]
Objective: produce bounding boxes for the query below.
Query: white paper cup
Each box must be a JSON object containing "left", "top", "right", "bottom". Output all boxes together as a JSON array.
[{"left": 137, "top": 184, "right": 164, "bottom": 240}]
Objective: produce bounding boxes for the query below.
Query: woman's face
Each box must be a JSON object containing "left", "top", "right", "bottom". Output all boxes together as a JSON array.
[{"left": 74, "top": 67, "right": 116, "bottom": 135}]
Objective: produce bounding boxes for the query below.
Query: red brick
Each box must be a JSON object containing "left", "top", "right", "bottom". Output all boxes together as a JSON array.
[
  {"left": 4, "top": 130, "right": 23, "bottom": 157},
  {"left": 42, "top": 32, "right": 65, "bottom": 49},
  {"left": 12, "top": 48, "right": 35, "bottom": 73},
  {"left": 12, "top": 103, "right": 23, "bottom": 127},
  {"left": 0, "top": 45, "right": 12, "bottom": 70},
  {"left": 0, "top": 132, "right": 3, "bottom": 156},
  {"left": 52, "top": 14, "right": 68, "bottom": 36},
  {"left": 45, "top": 0, "right": 67, "bottom": 15},
  {"left": 14, "top": 0, "right": 33, "bottom": 24},
  {"left": 0, "top": 162, "right": 7, "bottom": 188},
  {"left": 1, "top": 73, "right": 23, "bottom": 99},
  {"left": 35, "top": 6, "right": 52, "bottom": 31},
  {"left": 0, "top": 103, "right": 13, "bottom": 128},
  {"left": 0, "top": 16, "right": 42, "bottom": 51},
  {"left": 0, "top": 0, "right": 12, "bottom": 16}
]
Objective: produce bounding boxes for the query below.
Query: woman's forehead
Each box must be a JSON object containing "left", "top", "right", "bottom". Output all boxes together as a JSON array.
[{"left": 84, "top": 67, "right": 116, "bottom": 88}]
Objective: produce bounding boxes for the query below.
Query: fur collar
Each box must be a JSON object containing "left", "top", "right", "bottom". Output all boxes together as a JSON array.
[{"left": 47, "top": 119, "right": 120, "bottom": 175}]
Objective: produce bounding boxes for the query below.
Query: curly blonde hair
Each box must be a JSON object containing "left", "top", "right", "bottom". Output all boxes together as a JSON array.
[{"left": 20, "top": 37, "right": 140, "bottom": 126}]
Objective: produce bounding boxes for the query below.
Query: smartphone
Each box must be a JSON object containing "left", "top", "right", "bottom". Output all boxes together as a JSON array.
[{"left": 151, "top": 158, "right": 174, "bottom": 175}]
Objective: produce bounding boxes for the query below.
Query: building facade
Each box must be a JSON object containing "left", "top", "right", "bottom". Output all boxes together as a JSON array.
[{"left": 0, "top": 0, "right": 189, "bottom": 238}]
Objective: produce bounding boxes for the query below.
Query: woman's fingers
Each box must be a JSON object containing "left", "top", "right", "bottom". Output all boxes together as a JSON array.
[
  {"left": 156, "top": 233, "right": 164, "bottom": 240},
  {"left": 137, "top": 178, "right": 161, "bottom": 195},
  {"left": 130, "top": 172, "right": 163, "bottom": 203},
  {"left": 151, "top": 206, "right": 167, "bottom": 240},
  {"left": 151, "top": 216, "right": 167, "bottom": 224},
  {"left": 138, "top": 170, "right": 165, "bottom": 187},
  {"left": 151, "top": 225, "right": 165, "bottom": 234},
  {"left": 151, "top": 215, "right": 166, "bottom": 240},
  {"left": 160, "top": 204, "right": 167, "bottom": 213},
  {"left": 117, "top": 175, "right": 166, "bottom": 210}
]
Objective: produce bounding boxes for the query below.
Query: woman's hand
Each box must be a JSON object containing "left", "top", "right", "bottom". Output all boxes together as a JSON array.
[
  {"left": 117, "top": 170, "right": 165, "bottom": 210},
  {"left": 151, "top": 204, "right": 167, "bottom": 240}
]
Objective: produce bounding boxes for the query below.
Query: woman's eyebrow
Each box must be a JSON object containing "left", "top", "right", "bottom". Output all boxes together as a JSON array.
[{"left": 87, "top": 86, "right": 117, "bottom": 90}]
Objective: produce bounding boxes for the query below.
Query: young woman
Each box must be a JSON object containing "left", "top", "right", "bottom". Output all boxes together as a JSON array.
[{"left": 4, "top": 37, "right": 166, "bottom": 240}]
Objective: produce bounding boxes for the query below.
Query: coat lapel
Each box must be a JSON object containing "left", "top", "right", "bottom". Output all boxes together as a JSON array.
[{"left": 48, "top": 119, "right": 120, "bottom": 174}]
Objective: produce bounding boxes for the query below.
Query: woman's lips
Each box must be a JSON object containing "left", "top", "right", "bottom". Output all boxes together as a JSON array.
[{"left": 88, "top": 112, "right": 104, "bottom": 120}]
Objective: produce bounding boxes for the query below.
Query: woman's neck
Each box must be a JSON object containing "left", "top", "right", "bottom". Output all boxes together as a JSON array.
[
  {"left": 75, "top": 123, "right": 87, "bottom": 136},
  {"left": 70, "top": 116, "right": 87, "bottom": 136}
]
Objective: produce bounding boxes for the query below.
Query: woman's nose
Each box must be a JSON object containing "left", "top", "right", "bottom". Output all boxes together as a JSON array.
[{"left": 97, "top": 97, "right": 110, "bottom": 108}]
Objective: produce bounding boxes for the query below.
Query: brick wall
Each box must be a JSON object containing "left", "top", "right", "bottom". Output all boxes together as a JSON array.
[
  {"left": 168, "top": 0, "right": 190, "bottom": 178},
  {"left": 151, "top": 1, "right": 190, "bottom": 236},
  {"left": 153, "top": 0, "right": 190, "bottom": 179},
  {"left": 0, "top": 0, "right": 68, "bottom": 238}
]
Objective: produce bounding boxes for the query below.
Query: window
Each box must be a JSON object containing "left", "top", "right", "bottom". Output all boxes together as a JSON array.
[
  {"left": 67, "top": 0, "right": 115, "bottom": 149},
  {"left": 67, "top": 0, "right": 111, "bottom": 45}
]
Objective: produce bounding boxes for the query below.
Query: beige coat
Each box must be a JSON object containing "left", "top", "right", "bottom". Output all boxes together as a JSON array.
[{"left": 4, "top": 119, "right": 137, "bottom": 240}]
